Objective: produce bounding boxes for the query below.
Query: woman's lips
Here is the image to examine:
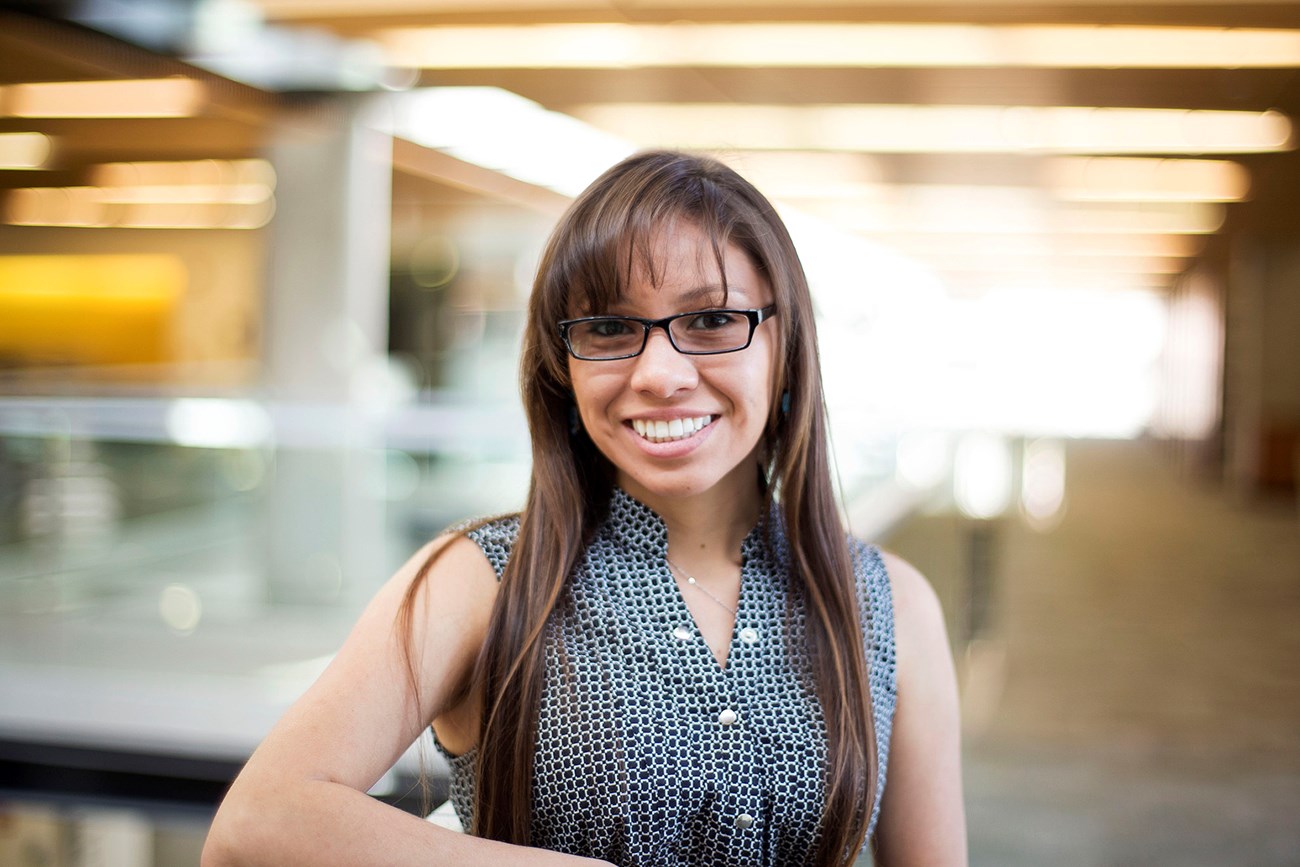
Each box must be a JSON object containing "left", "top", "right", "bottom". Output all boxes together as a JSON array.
[{"left": 629, "top": 415, "right": 715, "bottom": 444}]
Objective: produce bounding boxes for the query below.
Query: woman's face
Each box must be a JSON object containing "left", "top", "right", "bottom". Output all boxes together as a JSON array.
[{"left": 568, "top": 220, "right": 779, "bottom": 509}]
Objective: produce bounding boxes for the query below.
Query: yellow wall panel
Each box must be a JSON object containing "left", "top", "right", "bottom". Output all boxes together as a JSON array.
[{"left": 0, "top": 254, "right": 186, "bottom": 365}]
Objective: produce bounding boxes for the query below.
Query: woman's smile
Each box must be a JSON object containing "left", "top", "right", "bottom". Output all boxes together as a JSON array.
[{"left": 629, "top": 414, "right": 715, "bottom": 443}]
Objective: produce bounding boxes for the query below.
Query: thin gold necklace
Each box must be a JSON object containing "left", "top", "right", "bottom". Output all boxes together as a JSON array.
[{"left": 665, "top": 556, "right": 737, "bottom": 616}]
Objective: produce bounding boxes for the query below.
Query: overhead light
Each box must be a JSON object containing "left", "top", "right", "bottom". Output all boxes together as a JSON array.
[
  {"left": 90, "top": 186, "right": 273, "bottom": 205},
  {"left": 755, "top": 160, "right": 1249, "bottom": 207},
  {"left": 6, "top": 188, "right": 108, "bottom": 228},
  {"left": 719, "top": 151, "right": 885, "bottom": 199},
  {"left": 111, "top": 201, "right": 274, "bottom": 229},
  {"left": 375, "top": 23, "right": 1300, "bottom": 70},
  {"left": 1045, "top": 157, "right": 1250, "bottom": 202},
  {"left": 394, "top": 87, "right": 634, "bottom": 197},
  {"left": 5, "top": 187, "right": 273, "bottom": 229},
  {"left": 258, "top": 0, "right": 450, "bottom": 14},
  {"left": 92, "top": 159, "right": 275, "bottom": 190},
  {"left": 941, "top": 271, "right": 1174, "bottom": 294},
  {"left": 90, "top": 159, "right": 276, "bottom": 205},
  {"left": 997, "top": 25, "right": 1300, "bottom": 69},
  {"left": 1057, "top": 202, "right": 1226, "bottom": 235},
  {"left": 0, "top": 133, "right": 53, "bottom": 169},
  {"left": 868, "top": 232, "right": 1204, "bottom": 260},
  {"left": 0, "top": 78, "right": 206, "bottom": 119},
  {"left": 573, "top": 103, "right": 1293, "bottom": 155},
  {"left": 814, "top": 196, "right": 1225, "bottom": 235},
  {"left": 922, "top": 252, "right": 1187, "bottom": 275},
  {"left": 5, "top": 159, "right": 277, "bottom": 229}
]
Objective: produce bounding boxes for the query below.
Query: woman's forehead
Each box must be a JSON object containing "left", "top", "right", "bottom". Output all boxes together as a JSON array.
[
  {"left": 572, "top": 265, "right": 756, "bottom": 317},
  {"left": 561, "top": 214, "right": 772, "bottom": 316},
  {"left": 570, "top": 282, "right": 733, "bottom": 317},
  {"left": 624, "top": 223, "right": 755, "bottom": 294}
]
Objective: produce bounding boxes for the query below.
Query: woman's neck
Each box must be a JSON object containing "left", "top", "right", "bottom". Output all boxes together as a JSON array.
[{"left": 617, "top": 465, "right": 763, "bottom": 563}]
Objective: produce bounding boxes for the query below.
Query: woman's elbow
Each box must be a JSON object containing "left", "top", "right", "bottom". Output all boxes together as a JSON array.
[
  {"left": 202, "top": 782, "right": 276, "bottom": 867},
  {"left": 201, "top": 812, "right": 242, "bottom": 867},
  {"left": 201, "top": 828, "right": 238, "bottom": 867}
]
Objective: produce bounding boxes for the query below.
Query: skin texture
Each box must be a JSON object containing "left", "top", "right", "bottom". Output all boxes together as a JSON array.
[{"left": 203, "top": 222, "right": 967, "bottom": 867}]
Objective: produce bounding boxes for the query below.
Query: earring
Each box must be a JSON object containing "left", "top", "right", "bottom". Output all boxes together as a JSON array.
[
  {"left": 780, "top": 391, "right": 790, "bottom": 416},
  {"left": 569, "top": 404, "right": 581, "bottom": 435}
]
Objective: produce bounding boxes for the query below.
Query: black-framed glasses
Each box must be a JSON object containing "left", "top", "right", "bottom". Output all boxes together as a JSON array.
[{"left": 558, "top": 305, "right": 777, "bottom": 361}]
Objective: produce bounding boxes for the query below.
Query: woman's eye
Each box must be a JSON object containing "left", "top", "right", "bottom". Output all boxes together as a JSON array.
[
  {"left": 590, "top": 319, "right": 634, "bottom": 338},
  {"left": 687, "top": 311, "right": 740, "bottom": 330}
]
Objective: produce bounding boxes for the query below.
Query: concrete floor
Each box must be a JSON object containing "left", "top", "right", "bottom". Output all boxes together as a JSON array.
[{"left": 883, "top": 438, "right": 1300, "bottom": 867}]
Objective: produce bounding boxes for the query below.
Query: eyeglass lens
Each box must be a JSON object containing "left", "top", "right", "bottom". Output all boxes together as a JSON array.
[{"left": 568, "top": 311, "right": 753, "bottom": 359}]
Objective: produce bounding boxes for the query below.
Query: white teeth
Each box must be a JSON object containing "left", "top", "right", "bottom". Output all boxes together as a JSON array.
[{"left": 632, "top": 415, "right": 713, "bottom": 443}]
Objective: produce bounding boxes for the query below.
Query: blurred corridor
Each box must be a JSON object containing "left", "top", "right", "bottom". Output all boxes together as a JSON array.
[
  {"left": 885, "top": 437, "right": 1300, "bottom": 865},
  {"left": 3, "top": 1, "right": 1300, "bottom": 865}
]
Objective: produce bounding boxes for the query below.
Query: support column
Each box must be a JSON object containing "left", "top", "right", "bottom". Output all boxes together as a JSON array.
[
  {"left": 1224, "top": 233, "right": 1300, "bottom": 500},
  {"left": 260, "top": 94, "right": 392, "bottom": 605},
  {"left": 1224, "top": 235, "right": 1265, "bottom": 499}
]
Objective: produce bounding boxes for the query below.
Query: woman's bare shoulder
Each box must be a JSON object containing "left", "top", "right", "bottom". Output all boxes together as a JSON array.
[
  {"left": 391, "top": 530, "right": 500, "bottom": 670},
  {"left": 408, "top": 530, "right": 500, "bottom": 594},
  {"left": 876, "top": 550, "right": 944, "bottom": 629}
]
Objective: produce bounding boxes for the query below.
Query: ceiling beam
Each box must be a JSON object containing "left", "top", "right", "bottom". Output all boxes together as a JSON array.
[
  {"left": 391, "top": 137, "right": 571, "bottom": 215},
  {"left": 253, "top": 1, "right": 1300, "bottom": 30}
]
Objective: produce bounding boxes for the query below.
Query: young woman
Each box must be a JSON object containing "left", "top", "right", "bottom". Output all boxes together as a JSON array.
[{"left": 203, "top": 150, "right": 966, "bottom": 866}]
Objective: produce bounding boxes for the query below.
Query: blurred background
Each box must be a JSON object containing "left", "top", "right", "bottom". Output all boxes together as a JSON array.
[{"left": 0, "top": 1, "right": 1297, "bottom": 865}]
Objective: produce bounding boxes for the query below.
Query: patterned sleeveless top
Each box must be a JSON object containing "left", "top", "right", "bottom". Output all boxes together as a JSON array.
[{"left": 435, "top": 488, "right": 897, "bottom": 865}]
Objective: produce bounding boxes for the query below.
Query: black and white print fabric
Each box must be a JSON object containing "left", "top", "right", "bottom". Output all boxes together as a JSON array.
[{"left": 436, "top": 488, "right": 897, "bottom": 865}]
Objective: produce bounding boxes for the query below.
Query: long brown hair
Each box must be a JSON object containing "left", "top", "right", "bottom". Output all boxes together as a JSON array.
[{"left": 404, "top": 150, "right": 876, "bottom": 865}]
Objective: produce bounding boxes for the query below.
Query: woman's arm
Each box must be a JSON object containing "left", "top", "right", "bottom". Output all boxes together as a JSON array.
[
  {"left": 202, "top": 534, "right": 608, "bottom": 867},
  {"left": 872, "top": 552, "right": 968, "bottom": 867}
]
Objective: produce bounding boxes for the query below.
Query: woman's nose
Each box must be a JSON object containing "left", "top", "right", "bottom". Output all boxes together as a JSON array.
[{"left": 629, "top": 327, "right": 698, "bottom": 397}]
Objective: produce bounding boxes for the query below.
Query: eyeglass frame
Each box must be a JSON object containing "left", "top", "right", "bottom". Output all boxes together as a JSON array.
[{"left": 557, "top": 304, "right": 778, "bottom": 361}]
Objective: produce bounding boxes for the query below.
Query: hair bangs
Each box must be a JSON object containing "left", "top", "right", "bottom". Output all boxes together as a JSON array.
[{"left": 558, "top": 205, "right": 742, "bottom": 319}]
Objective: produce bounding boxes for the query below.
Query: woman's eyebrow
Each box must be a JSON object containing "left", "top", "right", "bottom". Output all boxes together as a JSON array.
[
  {"left": 675, "top": 284, "right": 738, "bottom": 307},
  {"left": 598, "top": 284, "right": 746, "bottom": 316}
]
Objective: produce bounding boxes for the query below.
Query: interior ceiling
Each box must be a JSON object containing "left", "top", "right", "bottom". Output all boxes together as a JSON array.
[
  {"left": 254, "top": 1, "right": 1300, "bottom": 29},
  {"left": 4, "top": 2, "right": 1300, "bottom": 292},
  {"left": 262, "top": 2, "right": 1300, "bottom": 112},
  {"left": 0, "top": 14, "right": 277, "bottom": 181}
]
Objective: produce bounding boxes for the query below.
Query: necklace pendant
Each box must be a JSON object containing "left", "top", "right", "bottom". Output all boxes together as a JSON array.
[{"left": 667, "top": 556, "right": 737, "bottom": 617}]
